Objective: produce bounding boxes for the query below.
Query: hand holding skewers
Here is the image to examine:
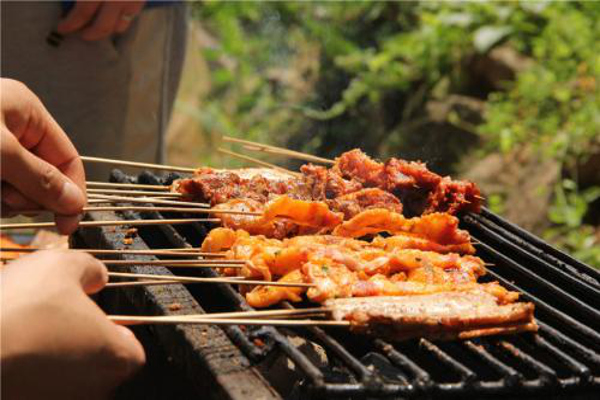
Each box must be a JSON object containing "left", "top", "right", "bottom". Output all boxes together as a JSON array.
[
  {"left": 1, "top": 250, "right": 145, "bottom": 398},
  {"left": 0, "top": 78, "right": 86, "bottom": 235}
]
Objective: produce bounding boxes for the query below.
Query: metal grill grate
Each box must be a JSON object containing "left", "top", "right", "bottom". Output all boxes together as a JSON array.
[{"left": 75, "top": 170, "right": 600, "bottom": 399}]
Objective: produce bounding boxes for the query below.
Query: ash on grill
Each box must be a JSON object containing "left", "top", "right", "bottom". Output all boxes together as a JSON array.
[{"left": 73, "top": 169, "right": 600, "bottom": 400}]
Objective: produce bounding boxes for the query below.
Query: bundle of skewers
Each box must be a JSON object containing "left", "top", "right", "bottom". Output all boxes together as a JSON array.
[{"left": 0, "top": 137, "right": 537, "bottom": 342}]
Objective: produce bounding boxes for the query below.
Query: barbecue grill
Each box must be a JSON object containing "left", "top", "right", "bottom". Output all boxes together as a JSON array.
[{"left": 74, "top": 169, "right": 600, "bottom": 400}]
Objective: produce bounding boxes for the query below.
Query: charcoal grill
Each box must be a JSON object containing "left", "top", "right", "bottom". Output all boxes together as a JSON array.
[{"left": 73, "top": 169, "right": 600, "bottom": 400}]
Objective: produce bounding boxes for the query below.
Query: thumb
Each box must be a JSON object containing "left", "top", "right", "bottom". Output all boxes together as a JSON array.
[
  {"left": 114, "top": 325, "right": 146, "bottom": 376},
  {"left": 1, "top": 130, "right": 86, "bottom": 217},
  {"left": 51, "top": 250, "right": 108, "bottom": 294}
]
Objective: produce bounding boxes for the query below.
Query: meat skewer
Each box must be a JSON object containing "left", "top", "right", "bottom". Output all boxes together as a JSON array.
[
  {"left": 109, "top": 316, "right": 350, "bottom": 327},
  {"left": 106, "top": 272, "right": 315, "bottom": 288},
  {"left": 0, "top": 218, "right": 220, "bottom": 231},
  {"left": 199, "top": 228, "right": 506, "bottom": 308},
  {"left": 0, "top": 247, "right": 224, "bottom": 257},
  {"left": 175, "top": 149, "right": 482, "bottom": 222},
  {"left": 87, "top": 181, "right": 171, "bottom": 191},
  {"left": 86, "top": 189, "right": 184, "bottom": 197},
  {"left": 326, "top": 290, "right": 537, "bottom": 341},
  {"left": 87, "top": 193, "right": 210, "bottom": 208},
  {"left": 101, "top": 259, "right": 245, "bottom": 266}
]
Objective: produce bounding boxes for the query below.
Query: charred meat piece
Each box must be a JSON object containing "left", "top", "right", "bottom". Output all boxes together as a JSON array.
[
  {"left": 175, "top": 167, "right": 310, "bottom": 205},
  {"left": 327, "top": 188, "right": 403, "bottom": 219},
  {"left": 174, "top": 149, "right": 482, "bottom": 219},
  {"left": 332, "top": 149, "right": 481, "bottom": 216},
  {"left": 301, "top": 164, "right": 363, "bottom": 200}
]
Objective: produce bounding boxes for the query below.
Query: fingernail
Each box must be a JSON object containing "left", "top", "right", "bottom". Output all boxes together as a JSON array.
[
  {"left": 117, "top": 326, "right": 137, "bottom": 341},
  {"left": 59, "top": 181, "right": 85, "bottom": 209}
]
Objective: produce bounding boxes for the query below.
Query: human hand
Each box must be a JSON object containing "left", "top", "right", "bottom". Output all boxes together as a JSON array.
[
  {"left": 1, "top": 78, "right": 86, "bottom": 234},
  {"left": 56, "top": 1, "right": 146, "bottom": 41},
  {"left": 0, "top": 250, "right": 145, "bottom": 400}
]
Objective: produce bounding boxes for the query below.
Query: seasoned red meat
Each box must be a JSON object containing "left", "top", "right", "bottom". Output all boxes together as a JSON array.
[{"left": 327, "top": 188, "right": 403, "bottom": 219}]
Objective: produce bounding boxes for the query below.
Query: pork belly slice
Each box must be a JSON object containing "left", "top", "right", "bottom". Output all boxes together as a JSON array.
[{"left": 325, "top": 290, "right": 537, "bottom": 341}]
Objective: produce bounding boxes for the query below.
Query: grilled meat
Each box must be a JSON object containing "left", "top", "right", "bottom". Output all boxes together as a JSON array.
[
  {"left": 213, "top": 196, "right": 343, "bottom": 239},
  {"left": 332, "top": 210, "right": 472, "bottom": 250},
  {"left": 332, "top": 149, "right": 481, "bottom": 216},
  {"left": 201, "top": 228, "right": 485, "bottom": 307},
  {"left": 174, "top": 149, "right": 482, "bottom": 220},
  {"left": 327, "top": 188, "right": 403, "bottom": 219},
  {"left": 326, "top": 290, "right": 537, "bottom": 341}
]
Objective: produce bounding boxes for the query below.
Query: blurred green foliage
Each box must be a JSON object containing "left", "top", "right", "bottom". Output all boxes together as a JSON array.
[{"left": 190, "top": 1, "right": 600, "bottom": 267}]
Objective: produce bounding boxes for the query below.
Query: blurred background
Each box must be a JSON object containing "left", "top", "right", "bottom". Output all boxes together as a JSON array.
[{"left": 165, "top": 1, "right": 599, "bottom": 267}]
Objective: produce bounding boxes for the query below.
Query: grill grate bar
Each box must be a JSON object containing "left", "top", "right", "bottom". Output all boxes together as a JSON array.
[
  {"left": 305, "top": 326, "right": 375, "bottom": 381},
  {"left": 464, "top": 215, "right": 600, "bottom": 308},
  {"left": 537, "top": 322, "right": 600, "bottom": 367},
  {"left": 419, "top": 340, "right": 476, "bottom": 384},
  {"left": 499, "top": 340, "right": 557, "bottom": 385},
  {"left": 478, "top": 209, "right": 600, "bottom": 285},
  {"left": 472, "top": 240, "right": 600, "bottom": 341},
  {"left": 532, "top": 335, "right": 591, "bottom": 382},
  {"left": 463, "top": 340, "right": 522, "bottom": 386},
  {"left": 272, "top": 334, "right": 326, "bottom": 384},
  {"left": 373, "top": 339, "right": 432, "bottom": 387}
]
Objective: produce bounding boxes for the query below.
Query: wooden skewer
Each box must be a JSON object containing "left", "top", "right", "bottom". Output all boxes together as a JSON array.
[
  {"left": 87, "top": 181, "right": 171, "bottom": 191},
  {"left": 107, "top": 272, "right": 314, "bottom": 288},
  {"left": 82, "top": 205, "right": 262, "bottom": 216},
  {"left": 1, "top": 258, "right": 236, "bottom": 266},
  {"left": 82, "top": 206, "right": 212, "bottom": 214},
  {"left": 223, "top": 136, "right": 335, "bottom": 165},
  {"left": 81, "top": 156, "right": 196, "bottom": 173},
  {"left": 108, "top": 264, "right": 244, "bottom": 269},
  {"left": 157, "top": 247, "right": 211, "bottom": 253},
  {"left": 102, "top": 259, "right": 244, "bottom": 266},
  {"left": 0, "top": 247, "right": 225, "bottom": 257},
  {"left": 0, "top": 218, "right": 220, "bottom": 231},
  {"left": 106, "top": 280, "right": 180, "bottom": 287},
  {"left": 87, "top": 189, "right": 183, "bottom": 197},
  {"left": 88, "top": 199, "right": 117, "bottom": 204},
  {"left": 159, "top": 307, "right": 329, "bottom": 320},
  {"left": 12, "top": 205, "right": 257, "bottom": 217},
  {"left": 86, "top": 193, "right": 209, "bottom": 208},
  {"left": 109, "top": 316, "right": 349, "bottom": 327},
  {"left": 218, "top": 148, "right": 301, "bottom": 178}
]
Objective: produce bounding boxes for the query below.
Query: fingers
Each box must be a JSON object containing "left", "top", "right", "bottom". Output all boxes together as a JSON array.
[
  {"left": 115, "top": 2, "right": 145, "bottom": 33},
  {"left": 79, "top": 3, "right": 122, "bottom": 41},
  {"left": 57, "top": 1, "right": 145, "bottom": 40},
  {"left": 110, "top": 325, "right": 146, "bottom": 379},
  {"left": 54, "top": 214, "right": 83, "bottom": 236},
  {"left": 56, "top": 1, "right": 102, "bottom": 35},
  {"left": 1, "top": 182, "right": 80, "bottom": 234},
  {"left": 62, "top": 254, "right": 145, "bottom": 378},
  {"left": 1, "top": 183, "right": 41, "bottom": 213},
  {"left": 67, "top": 251, "right": 108, "bottom": 295},
  {"left": 1, "top": 130, "right": 85, "bottom": 218},
  {"left": 1, "top": 79, "right": 87, "bottom": 202}
]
